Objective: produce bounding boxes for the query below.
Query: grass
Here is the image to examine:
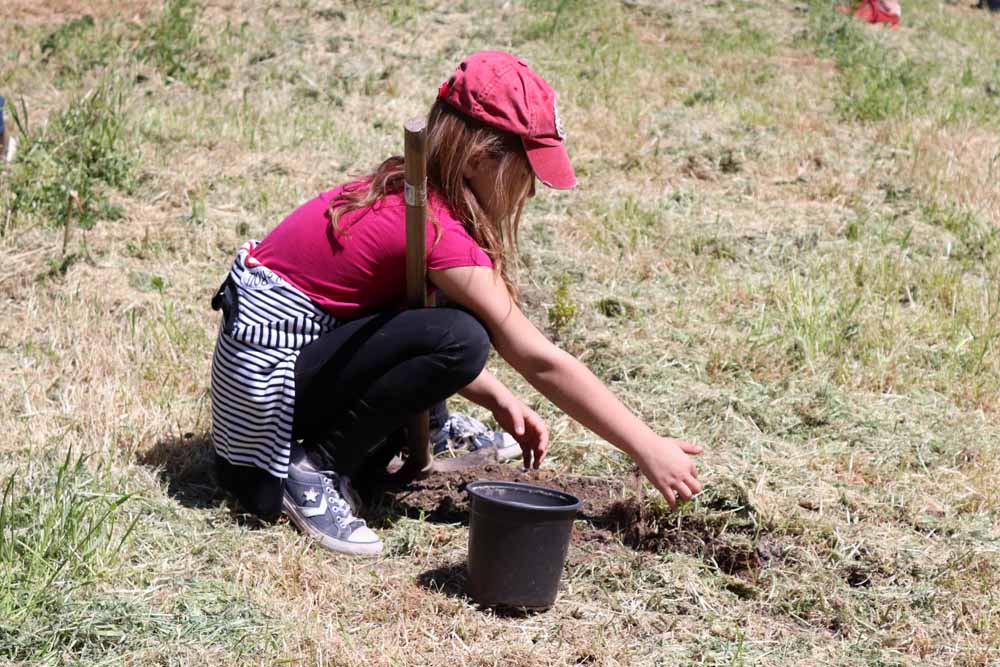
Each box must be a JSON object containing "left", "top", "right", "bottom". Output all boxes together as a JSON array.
[
  {"left": 0, "top": 451, "right": 279, "bottom": 664},
  {"left": 3, "top": 81, "right": 133, "bottom": 232},
  {"left": 1, "top": 0, "right": 1000, "bottom": 665},
  {"left": 806, "top": 2, "right": 933, "bottom": 122}
]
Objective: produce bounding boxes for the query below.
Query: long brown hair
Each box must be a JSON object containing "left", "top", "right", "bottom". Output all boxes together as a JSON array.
[{"left": 327, "top": 99, "right": 534, "bottom": 300}]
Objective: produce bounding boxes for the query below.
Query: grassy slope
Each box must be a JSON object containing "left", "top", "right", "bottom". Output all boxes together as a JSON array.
[{"left": 2, "top": 0, "right": 1000, "bottom": 664}]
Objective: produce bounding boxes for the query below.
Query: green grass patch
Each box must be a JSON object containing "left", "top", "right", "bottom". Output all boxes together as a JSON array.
[
  {"left": 806, "top": 2, "right": 932, "bottom": 122},
  {"left": 0, "top": 450, "right": 280, "bottom": 663},
  {"left": 137, "top": 0, "right": 204, "bottom": 84},
  {"left": 744, "top": 233, "right": 1000, "bottom": 402},
  {"left": 921, "top": 201, "right": 1000, "bottom": 265},
  {"left": 704, "top": 18, "right": 777, "bottom": 57},
  {"left": 586, "top": 195, "right": 665, "bottom": 255},
  {"left": 0, "top": 451, "right": 137, "bottom": 661},
  {"left": 514, "top": 0, "right": 648, "bottom": 108},
  {"left": 2, "top": 82, "right": 134, "bottom": 231}
]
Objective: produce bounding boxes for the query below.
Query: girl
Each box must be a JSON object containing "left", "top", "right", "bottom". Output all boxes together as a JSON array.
[{"left": 210, "top": 51, "right": 703, "bottom": 555}]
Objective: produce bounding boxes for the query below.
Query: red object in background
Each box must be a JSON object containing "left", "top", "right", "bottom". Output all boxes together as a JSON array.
[{"left": 837, "top": 0, "right": 901, "bottom": 27}]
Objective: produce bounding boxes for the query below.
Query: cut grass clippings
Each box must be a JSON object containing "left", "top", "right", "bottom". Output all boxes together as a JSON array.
[{"left": 1, "top": 0, "right": 999, "bottom": 665}]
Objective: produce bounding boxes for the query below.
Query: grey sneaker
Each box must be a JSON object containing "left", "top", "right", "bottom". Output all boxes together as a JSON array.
[
  {"left": 432, "top": 413, "right": 521, "bottom": 462},
  {"left": 282, "top": 456, "right": 382, "bottom": 556}
]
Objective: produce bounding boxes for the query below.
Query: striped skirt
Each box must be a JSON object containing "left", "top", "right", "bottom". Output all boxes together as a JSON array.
[{"left": 209, "top": 241, "right": 336, "bottom": 478}]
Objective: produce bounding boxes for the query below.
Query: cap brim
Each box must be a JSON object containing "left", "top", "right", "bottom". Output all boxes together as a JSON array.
[{"left": 524, "top": 138, "right": 577, "bottom": 190}]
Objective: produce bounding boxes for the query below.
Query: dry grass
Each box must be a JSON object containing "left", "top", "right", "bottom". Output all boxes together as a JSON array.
[
  {"left": 2, "top": 0, "right": 1000, "bottom": 665},
  {"left": 4, "top": 0, "right": 157, "bottom": 24}
]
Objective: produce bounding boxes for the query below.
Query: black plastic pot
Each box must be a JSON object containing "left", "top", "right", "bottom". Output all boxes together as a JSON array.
[{"left": 466, "top": 480, "right": 581, "bottom": 610}]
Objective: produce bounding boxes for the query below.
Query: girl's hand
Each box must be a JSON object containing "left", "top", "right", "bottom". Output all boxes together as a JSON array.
[
  {"left": 635, "top": 438, "right": 704, "bottom": 509},
  {"left": 492, "top": 397, "right": 550, "bottom": 470}
]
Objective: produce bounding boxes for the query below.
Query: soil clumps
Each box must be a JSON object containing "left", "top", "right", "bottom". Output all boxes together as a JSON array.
[{"left": 378, "top": 461, "right": 778, "bottom": 578}]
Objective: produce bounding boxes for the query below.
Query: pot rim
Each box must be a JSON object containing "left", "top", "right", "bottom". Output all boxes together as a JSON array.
[{"left": 466, "top": 480, "right": 582, "bottom": 513}]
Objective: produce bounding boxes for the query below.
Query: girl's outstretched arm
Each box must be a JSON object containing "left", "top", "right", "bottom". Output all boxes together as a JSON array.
[{"left": 430, "top": 266, "right": 703, "bottom": 507}]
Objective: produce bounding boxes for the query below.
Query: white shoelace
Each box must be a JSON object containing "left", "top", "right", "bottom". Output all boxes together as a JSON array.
[
  {"left": 317, "top": 471, "right": 352, "bottom": 513},
  {"left": 316, "top": 470, "right": 365, "bottom": 527}
]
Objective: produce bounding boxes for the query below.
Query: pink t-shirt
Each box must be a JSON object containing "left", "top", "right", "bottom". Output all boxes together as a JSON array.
[{"left": 248, "top": 183, "right": 493, "bottom": 320}]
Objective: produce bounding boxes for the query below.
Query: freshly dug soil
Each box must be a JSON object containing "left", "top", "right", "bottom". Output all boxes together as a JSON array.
[
  {"left": 378, "top": 462, "right": 779, "bottom": 578},
  {"left": 382, "top": 463, "right": 634, "bottom": 524}
]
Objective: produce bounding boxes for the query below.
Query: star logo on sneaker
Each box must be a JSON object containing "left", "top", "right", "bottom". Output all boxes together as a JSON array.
[
  {"left": 300, "top": 493, "right": 327, "bottom": 518},
  {"left": 303, "top": 488, "right": 319, "bottom": 503}
]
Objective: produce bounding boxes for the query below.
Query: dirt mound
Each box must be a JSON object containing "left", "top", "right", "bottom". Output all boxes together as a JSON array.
[
  {"left": 380, "top": 463, "right": 781, "bottom": 579},
  {"left": 382, "top": 463, "right": 633, "bottom": 522}
]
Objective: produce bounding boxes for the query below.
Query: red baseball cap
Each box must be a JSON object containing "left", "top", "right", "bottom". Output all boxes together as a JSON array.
[{"left": 438, "top": 51, "right": 577, "bottom": 190}]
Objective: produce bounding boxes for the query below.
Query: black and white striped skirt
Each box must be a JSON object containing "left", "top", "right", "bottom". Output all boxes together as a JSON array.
[{"left": 209, "top": 241, "right": 336, "bottom": 478}]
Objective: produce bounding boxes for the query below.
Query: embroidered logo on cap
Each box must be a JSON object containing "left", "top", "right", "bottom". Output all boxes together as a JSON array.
[{"left": 553, "top": 95, "right": 566, "bottom": 142}]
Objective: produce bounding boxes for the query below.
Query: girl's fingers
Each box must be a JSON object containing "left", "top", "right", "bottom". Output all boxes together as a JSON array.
[
  {"left": 512, "top": 410, "right": 525, "bottom": 436},
  {"left": 674, "top": 481, "right": 694, "bottom": 502},
  {"left": 532, "top": 442, "right": 545, "bottom": 468},
  {"left": 518, "top": 410, "right": 548, "bottom": 469},
  {"left": 677, "top": 440, "right": 703, "bottom": 455},
  {"left": 660, "top": 486, "right": 677, "bottom": 510},
  {"left": 685, "top": 475, "right": 704, "bottom": 495},
  {"left": 529, "top": 413, "right": 549, "bottom": 448},
  {"left": 506, "top": 407, "right": 549, "bottom": 471}
]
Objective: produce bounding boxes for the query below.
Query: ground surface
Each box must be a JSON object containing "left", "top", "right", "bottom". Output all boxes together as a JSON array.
[{"left": 2, "top": 1, "right": 1000, "bottom": 665}]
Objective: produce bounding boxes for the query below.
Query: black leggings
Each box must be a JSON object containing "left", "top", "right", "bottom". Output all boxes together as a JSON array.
[{"left": 215, "top": 307, "right": 490, "bottom": 516}]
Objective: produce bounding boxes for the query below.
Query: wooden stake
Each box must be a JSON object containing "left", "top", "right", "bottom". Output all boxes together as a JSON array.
[
  {"left": 404, "top": 119, "right": 428, "bottom": 311},
  {"left": 399, "top": 118, "right": 433, "bottom": 479},
  {"left": 380, "top": 119, "right": 496, "bottom": 486}
]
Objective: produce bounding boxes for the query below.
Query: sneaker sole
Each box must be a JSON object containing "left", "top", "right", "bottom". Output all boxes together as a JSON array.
[{"left": 282, "top": 496, "right": 383, "bottom": 556}]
